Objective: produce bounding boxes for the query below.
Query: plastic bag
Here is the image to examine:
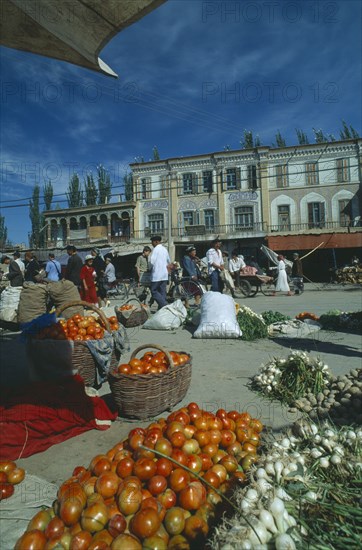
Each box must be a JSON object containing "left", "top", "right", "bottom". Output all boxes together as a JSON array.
[
  {"left": 142, "top": 300, "right": 187, "bottom": 330},
  {"left": 193, "top": 291, "right": 242, "bottom": 339}
]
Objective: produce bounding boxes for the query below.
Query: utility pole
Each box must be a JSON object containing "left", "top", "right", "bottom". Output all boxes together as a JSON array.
[{"left": 167, "top": 163, "right": 175, "bottom": 259}]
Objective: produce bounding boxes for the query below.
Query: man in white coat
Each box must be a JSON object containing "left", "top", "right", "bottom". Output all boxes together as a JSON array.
[{"left": 149, "top": 235, "right": 171, "bottom": 309}]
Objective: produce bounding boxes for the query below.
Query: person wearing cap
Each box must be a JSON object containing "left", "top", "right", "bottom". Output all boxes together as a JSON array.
[
  {"left": 182, "top": 246, "right": 203, "bottom": 305},
  {"left": 45, "top": 253, "right": 62, "bottom": 282},
  {"left": 206, "top": 238, "right": 224, "bottom": 292},
  {"left": 79, "top": 254, "right": 98, "bottom": 304},
  {"left": 90, "top": 248, "right": 107, "bottom": 307},
  {"left": 104, "top": 256, "right": 116, "bottom": 284},
  {"left": 149, "top": 235, "right": 171, "bottom": 309},
  {"left": 65, "top": 245, "right": 83, "bottom": 288},
  {"left": 1, "top": 255, "right": 23, "bottom": 287},
  {"left": 229, "top": 249, "right": 246, "bottom": 290},
  {"left": 13, "top": 251, "right": 25, "bottom": 276},
  {"left": 135, "top": 246, "right": 152, "bottom": 303},
  {"left": 291, "top": 252, "right": 304, "bottom": 295},
  {"left": 182, "top": 246, "right": 201, "bottom": 280}
]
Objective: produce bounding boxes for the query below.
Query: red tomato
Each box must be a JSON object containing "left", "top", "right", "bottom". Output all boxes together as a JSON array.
[
  {"left": 178, "top": 481, "right": 206, "bottom": 511},
  {"left": 14, "top": 529, "right": 47, "bottom": 550},
  {"left": 0, "top": 482, "right": 14, "bottom": 500},
  {"left": 116, "top": 457, "right": 135, "bottom": 479},
  {"left": 147, "top": 475, "right": 167, "bottom": 496},
  {"left": 163, "top": 507, "right": 186, "bottom": 536},
  {"left": 133, "top": 458, "right": 157, "bottom": 481},
  {"left": 130, "top": 508, "right": 161, "bottom": 540},
  {"left": 156, "top": 458, "right": 173, "bottom": 478},
  {"left": 157, "top": 488, "right": 177, "bottom": 510},
  {"left": 108, "top": 514, "right": 127, "bottom": 538},
  {"left": 169, "top": 468, "right": 190, "bottom": 493},
  {"left": 95, "top": 472, "right": 119, "bottom": 498}
]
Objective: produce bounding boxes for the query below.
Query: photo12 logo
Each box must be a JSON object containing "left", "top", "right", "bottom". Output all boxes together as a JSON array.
[
  {"left": 201, "top": 81, "right": 339, "bottom": 104},
  {"left": 201, "top": 2, "right": 339, "bottom": 24}
]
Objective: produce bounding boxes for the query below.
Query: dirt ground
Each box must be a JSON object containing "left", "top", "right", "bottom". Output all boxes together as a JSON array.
[{"left": 0, "top": 285, "right": 361, "bottom": 487}]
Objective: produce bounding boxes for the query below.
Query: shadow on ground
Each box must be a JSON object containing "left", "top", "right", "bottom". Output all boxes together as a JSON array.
[{"left": 272, "top": 337, "right": 362, "bottom": 358}]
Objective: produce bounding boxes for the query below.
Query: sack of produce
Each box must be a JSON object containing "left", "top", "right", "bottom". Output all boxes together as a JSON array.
[
  {"left": 193, "top": 291, "right": 242, "bottom": 339},
  {"left": 47, "top": 279, "right": 82, "bottom": 319},
  {"left": 17, "top": 283, "right": 49, "bottom": 324},
  {"left": 0, "top": 286, "right": 22, "bottom": 322},
  {"left": 115, "top": 298, "right": 150, "bottom": 328},
  {"left": 142, "top": 299, "right": 187, "bottom": 330}
]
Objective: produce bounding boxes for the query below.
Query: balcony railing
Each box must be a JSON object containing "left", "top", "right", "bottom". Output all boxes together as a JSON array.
[
  {"left": 268, "top": 221, "right": 355, "bottom": 232},
  {"left": 172, "top": 222, "right": 267, "bottom": 239}
]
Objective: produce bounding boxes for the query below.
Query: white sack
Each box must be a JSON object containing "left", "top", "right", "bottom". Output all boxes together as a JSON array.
[
  {"left": 0, "top": 286, "right": 22, "bottom": 322},
  {"left": 142, "top": 299, "right": 187, "bottom": 330},
  {"left": 193, "top": 291, "right": 242, "bottom": 339}
]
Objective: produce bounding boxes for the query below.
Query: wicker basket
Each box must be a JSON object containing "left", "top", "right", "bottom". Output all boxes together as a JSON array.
[
  {"left": 115, "top": 298, "right": 150, "bottom": 328},
  {"left": 27, "top": 301, "right": 120, "bottom": 387},
  {"left": 108, "top": 344, "right": 192, "bottom": 420}
]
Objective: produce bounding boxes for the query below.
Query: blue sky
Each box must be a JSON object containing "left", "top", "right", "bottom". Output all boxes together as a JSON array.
[{"left": 1, "top": 0, "right": 361, "bottom": 245}]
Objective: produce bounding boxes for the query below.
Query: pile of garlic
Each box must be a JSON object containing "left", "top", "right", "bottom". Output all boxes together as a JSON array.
[{"left": 212, "top": 419, "right": 362, "bottom": 550}]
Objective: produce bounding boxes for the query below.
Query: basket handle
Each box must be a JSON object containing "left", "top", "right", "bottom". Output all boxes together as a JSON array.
[
  {"left": 130, "top": 344, "right": 175, "bottom": 368},
  {"left": 55, "top": 300, "right": 111, "bottom": 332}
]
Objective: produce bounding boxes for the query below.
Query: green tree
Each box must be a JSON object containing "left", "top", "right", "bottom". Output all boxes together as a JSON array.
[
  {"left": 240, "top": 130, "right": 261, "bottom": 149},
  {"left": 29, "top": 183, "right": 45, "bottom": 248},
  {"left": 0, "top": 215, "right": 8, "bottom": 248},
  {"left": 152, "top": 146, "right": 160, "bottom": 160},
  {"left": 43, "top": 180, "right": 53, "bottom": 210},
  {"left": 312, "top": 128, "right": 329, "bottom": 143},
  {"left": 66, "top": 173, "right": 83, "bottom": 208},
  {"left": 274, "top": 130, "right": 286, "bottom": 148},
  {"left": 84, "top": 173, "right": 98, "bottom": 205},
  {"left": 124, "top": 172, "right": 133, "bottom": 201},
  {"left": 224, "top": 144, "right": 231, "bottom": 151},
  {"left": 339, "top": 120, "right": 360, "bottom": 140},
  {"left": 296, "top": 129, "right": 309, "bottom": 145},
  {"left": 97, "top": 165, "right": 112, "bottom": 204}
]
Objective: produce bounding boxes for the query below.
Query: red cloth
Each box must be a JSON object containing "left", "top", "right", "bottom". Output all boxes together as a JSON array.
[
  {"left": 0, "top": 376, "right": 117, "bottom": 460},
  {"left": 80, "top": 265, "right": 98, "bottom": 304}
]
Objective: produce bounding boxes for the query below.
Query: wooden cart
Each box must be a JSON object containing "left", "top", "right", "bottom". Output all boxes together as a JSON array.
[{"left": 238, "top": 273, "right": 275, "bottom": 297}]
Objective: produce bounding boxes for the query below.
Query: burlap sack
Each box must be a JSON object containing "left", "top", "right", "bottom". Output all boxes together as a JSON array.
[
  {"left": 47, "top": 280, "right": 83, "bottom": 319},
  {"left": 17, "top": 283, "right": 48, "bottom": 324}
]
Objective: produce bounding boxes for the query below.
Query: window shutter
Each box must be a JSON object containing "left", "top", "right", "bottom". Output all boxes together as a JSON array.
[
  {"left": 220, "top": 170, "right": 225, "bottom": 191},
  {"left": 147, "top": 178, "right": 151, "bottom": 199},
  {"left": 236, "top": 167, "right": 242, "bottom": 189},
  {"left": 192, "top": 173, "right": 198, "bottom": 194},
  {"left": 336, "top": 159, "right": 343, "bottom": 182},
  {"left": 308, "top": 203, "right": 313, "bottom": 224},
  {"left": 320, "top": 202, "right": 325, "bottom": 223}
]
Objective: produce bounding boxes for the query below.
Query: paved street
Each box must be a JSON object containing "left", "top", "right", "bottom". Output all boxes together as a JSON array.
[{"left": 1, "top": 285, "right": 361, "bottom": 487}]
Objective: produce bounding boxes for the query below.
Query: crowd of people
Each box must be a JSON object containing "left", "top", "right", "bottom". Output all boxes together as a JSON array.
[{"left": 0, "top": 237, "right": 306, "bottom": 312}]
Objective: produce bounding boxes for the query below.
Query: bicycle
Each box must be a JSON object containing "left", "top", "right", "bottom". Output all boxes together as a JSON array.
[
  {"left": 168, "top": 269, "right": 206, "bottom": 307},
  {"left": 260, "top": 269, "right": 304, "bottom": 296}
]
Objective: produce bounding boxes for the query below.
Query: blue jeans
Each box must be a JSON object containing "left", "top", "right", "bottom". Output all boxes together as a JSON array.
[
  {"left": 151, "top": 280, "right": 168, "bottom": 308},
  {"left": 210, "top": 270, "right": 223, "bottom": 292}
]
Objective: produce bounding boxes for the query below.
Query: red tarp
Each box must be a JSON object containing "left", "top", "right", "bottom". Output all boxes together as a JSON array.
[{"left": 0, "top": 376, "right": 117, "bottom": 460}]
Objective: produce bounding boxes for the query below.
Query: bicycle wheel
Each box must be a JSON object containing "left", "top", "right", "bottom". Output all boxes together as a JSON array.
[
  {"left": 115, "top": 283, "right": 128, "bottom": 300},
  {"left": 172, "top": 284, "right": 189, "bottom": 303},
  {"left": 238, "top": 280, "right": 252, "bottom": 297},
  {"left": 261, "top": 281, "right": 275, "bottom": 296}
]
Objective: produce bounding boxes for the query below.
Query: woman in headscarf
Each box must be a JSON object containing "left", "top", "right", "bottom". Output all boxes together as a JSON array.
[
  {"left": 80, "top": 255, "right": 98, "bottom": 305},
  {"left": 273, "top": 254, "right": 292, "bottom": 296}
]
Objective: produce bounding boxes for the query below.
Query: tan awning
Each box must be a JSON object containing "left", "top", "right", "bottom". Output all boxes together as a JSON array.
[{"left": 0, "top": 0, "right": 166, "bottom": 78}]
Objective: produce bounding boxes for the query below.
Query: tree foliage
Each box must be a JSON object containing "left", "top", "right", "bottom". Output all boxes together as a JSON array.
[
  {"left": 240, "top": 130, "right": 261, "bottom": 149},
  {"left": 312, "top": 128, "right": 329, "bottom": 143},
  {"left": 67, "top": 173, "right": 83, "bottom": 208},
  {"left": 295, "top": 129, "right": 309, "bottom": 145},
  {"left": 43, "top": 180, "right": 53, "bottom": 210},
  {"left": 339, "top": 120, "right": 360, "bottom": 140},
  {"left": 0, "top": 215, "right": 8, "bottom": 248},
  {"left": 274, "top": 130, "right": 286, "bottom": 148},
  {"left": 124, "top": 172, "right": 134, "bottom": 201},
  {"left": 152, "top": 146, "right": 160, "bottom": 160},
  {"left": 84, "top": 173, "right": 98, "bottom": 206},
  {"left": 97, "top": 165, "right": 112, "bottom": 204},
  {"left": 29, "top": 184, "right": 45, "bottom": 248}
]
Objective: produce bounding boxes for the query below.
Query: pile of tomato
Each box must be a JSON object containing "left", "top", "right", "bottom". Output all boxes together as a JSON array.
[
  {"left": 117, "top": 350, "right": 190, "bottom": 376},
  {"left": 0, "top": 461, "right": 26, "bottom": 501},
  {"left": 35, "top": 314, "right": 120, "bottom": 341},
  {"left": 296, "top": 311, "right": 320, "bottom": 322},
  {"left": 118, "top": 305, "right": 134, "bottom": 312},
  {"left": 15, "top": 403, "right": 263, "bottom": 549}
]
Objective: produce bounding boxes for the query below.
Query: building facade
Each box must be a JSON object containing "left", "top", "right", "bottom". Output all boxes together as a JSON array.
[
  {"left": 44, "top": 201, "right": 136, "bottom": 248},
  {"left": 131, "top": 138, "right": 362, "bottom": 264}
]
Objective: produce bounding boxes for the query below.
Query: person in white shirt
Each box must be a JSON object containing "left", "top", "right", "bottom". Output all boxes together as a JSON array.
[
  {"left": 229, "top": 249, "right": 246, "bottom": 289},
  {"left": 104, "top": 257, "right": 116, "bottom": 283},
  {"left": 206, "top": 238, "right": 224, "bottom": 292},
  {"left": 13, "top": 251, "right": 25, "bottom": 276},
  {"left": 149, "top": 235, "right": 171, "bottom": 309}
]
